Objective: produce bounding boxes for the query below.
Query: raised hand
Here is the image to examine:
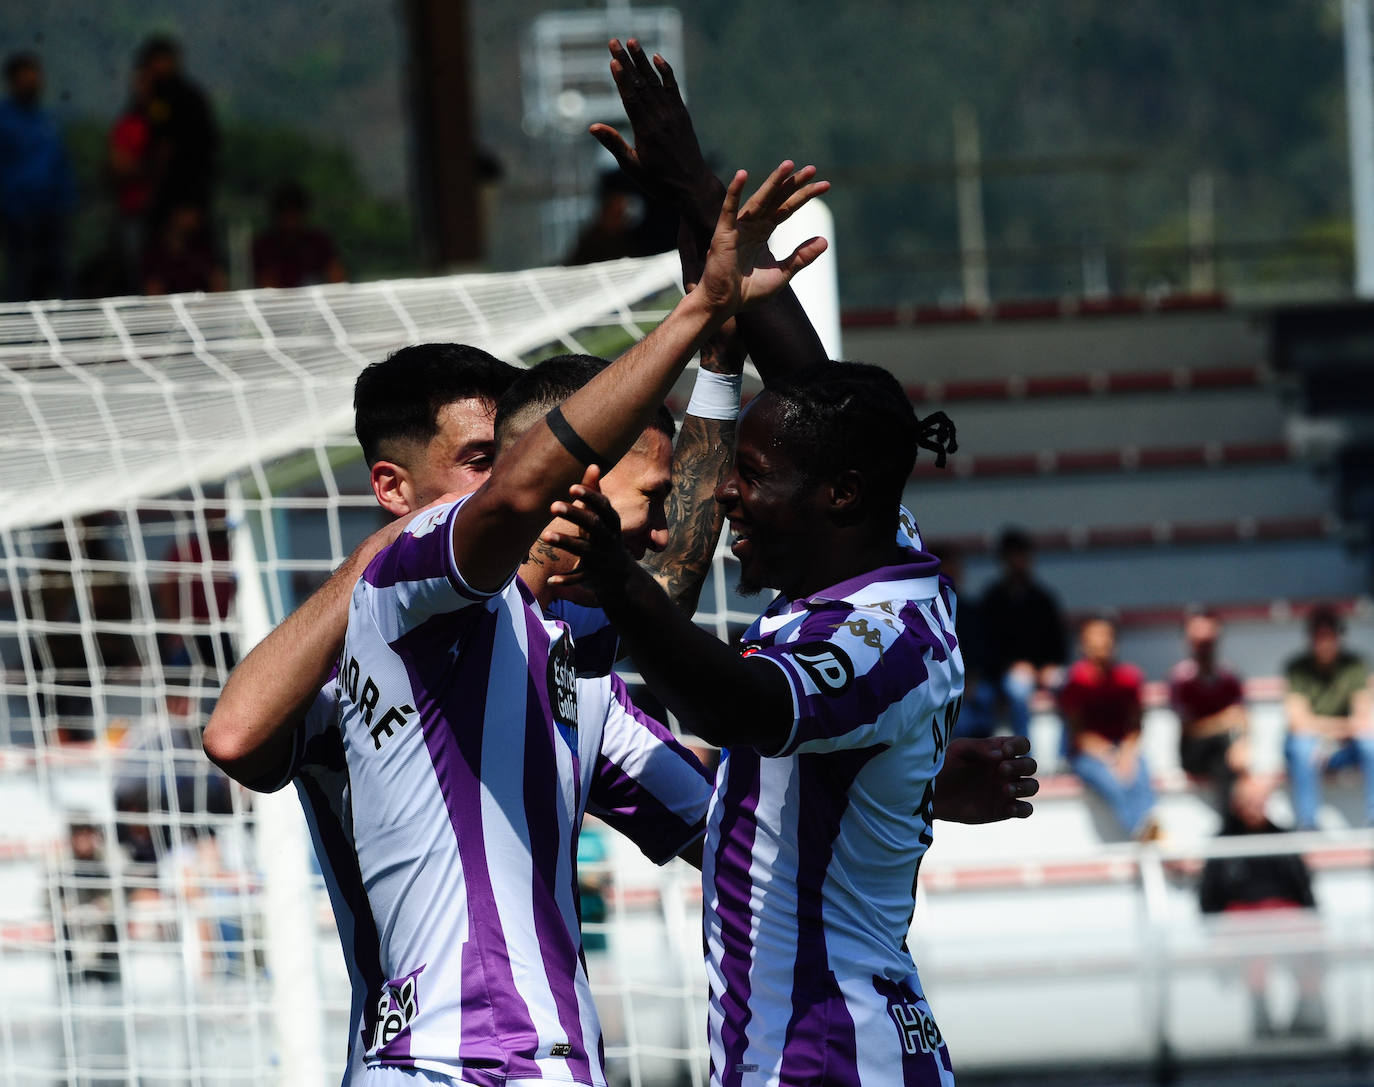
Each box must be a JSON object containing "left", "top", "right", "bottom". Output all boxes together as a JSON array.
[
  {"left": 543, "top": 467, "right": 635, "bottom": 600},
  {"left": 932, "top": 736, "right": 1039, "bottom": 824},
  {"left": 590, "top": 39, "right": 718, "bottom": 210},
  {"left": 697, "top": 162, "right": 829, "bottom": 315}
]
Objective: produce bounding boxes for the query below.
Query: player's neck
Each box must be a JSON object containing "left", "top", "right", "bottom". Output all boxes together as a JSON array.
[{"left": 786, "top": 533, "right": 908, "bottom": 601}]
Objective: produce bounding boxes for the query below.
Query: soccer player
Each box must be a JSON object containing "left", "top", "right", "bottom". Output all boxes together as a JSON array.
[
  {"left": 544, "top": 362, "right": 970, "bottom": 1086},
  {"left": 211, "top": 163, "right": 830, "bottom": 1083}
]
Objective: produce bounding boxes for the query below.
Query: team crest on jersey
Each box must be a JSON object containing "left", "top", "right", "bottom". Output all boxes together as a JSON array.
[
  {"left": 370, "top": 966, "right": 424, "bottom": 1053},
  {"left": 546, "top": 631, "right": 578, "bottom": 737},
  {"left": 790, "top": 641, "right": 854, "bottom": 695}
]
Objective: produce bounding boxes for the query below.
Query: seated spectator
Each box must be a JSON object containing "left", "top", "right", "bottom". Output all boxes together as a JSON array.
[
  {"left": 1170, "top": 612, "right": 1249, "bottom": 802},
  {"left": 1198, "top": 775, "right": 1325, "bottom": 1037},
  {"left": 58, "top": 817, "right": 121, "bottom": 987},
  {"left": 1060, "top": 617, "right": 1160, "bottom": 840},
  {"left": 1283, "top": 605, "right": 1373, "bottom": 830},
  {"left": 141, "top": 201, "right": 225, "bottom": 295},
  {"left": 252, "top": 181, "right": 346, "bottom": 288},
  {"left": 977, "top": 527, "right": 1067, "bottom": 743}
]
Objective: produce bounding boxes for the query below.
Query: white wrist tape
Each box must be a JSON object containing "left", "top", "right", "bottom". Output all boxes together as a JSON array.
[{"left": 685, "top": 369, "right": 743, "bottom": 421}]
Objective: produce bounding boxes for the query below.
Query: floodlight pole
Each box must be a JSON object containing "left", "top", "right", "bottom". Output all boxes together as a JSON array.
[{"left": 1345, "top": 0, "right": 1374, "bottom": 297}]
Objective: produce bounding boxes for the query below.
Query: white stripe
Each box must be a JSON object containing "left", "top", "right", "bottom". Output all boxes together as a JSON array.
[{"left": 480, "top": 608, "right": 573, "bottom": 1078}]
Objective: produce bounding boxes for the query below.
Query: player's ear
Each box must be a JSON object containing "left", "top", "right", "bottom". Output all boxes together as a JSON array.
[
  {"left": 828, "top": 468, "right": 864, "bottom": 523},
  {"left": 371, "top": 460, "right": 414, "bottom": 517}
]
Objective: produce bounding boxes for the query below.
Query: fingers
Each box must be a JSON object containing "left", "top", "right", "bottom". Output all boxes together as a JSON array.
[
  {"left": 625, "top": 38, "right": 659, "bottom": 84},
  {"left": 998, "top": 755, "right": 1038, "bottom": 780},
  {"left": 653, "top": 53, "right": 682, "bottom": 99},
  {"left": 1008, "top": 800, "right": 1035, "bottom": 819},
  {"left": 718, "top": 169, "right": 748, "bottom": 225},
  {"left": 735, "top": 159, "right": 796, "bottom": 222},
  {"left": 999, "top": 735, "right": 1032, "bottom": 758},
  {"left": 777, "top": 236, "right": 829, "bottom": 279},
  {"left": 1004, "top": 776, "right": 1039, "bottom": 799}
]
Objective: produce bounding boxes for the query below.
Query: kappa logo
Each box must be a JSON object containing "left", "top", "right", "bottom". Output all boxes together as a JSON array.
[
  {"left": 790, "top": 641, "right": 854, "bottom": 695},
  {"left": 408, "top": 508, "right": 446, "bottom": 538}
]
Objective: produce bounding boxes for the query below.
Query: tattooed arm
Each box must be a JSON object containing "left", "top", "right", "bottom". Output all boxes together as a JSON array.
[{"left": 642, "top": 322, "right": 745, "bottom": 615}]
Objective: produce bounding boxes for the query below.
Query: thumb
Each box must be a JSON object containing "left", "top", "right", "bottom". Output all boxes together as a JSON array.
[
  {"left": 581, "top": 464, "right": 603, "bottom": 492},
  {"left": 589, "top": 124, "right": 636, "bottom": 171}
]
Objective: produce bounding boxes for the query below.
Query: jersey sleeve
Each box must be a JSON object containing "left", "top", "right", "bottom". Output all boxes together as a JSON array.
[
  {"left": 747, "top": 600, "right": 957, "bottom": 758},
  {"left": 359, "top": 496, "right": 511, "bottom": 632},
  {"left": 586, "top": 674, "right": 713, "bottom": 865},
  {"left": 262, "top": 682, "right": 340, "bottom": 792}
]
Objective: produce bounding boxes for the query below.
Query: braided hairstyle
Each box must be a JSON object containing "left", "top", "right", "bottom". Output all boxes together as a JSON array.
[{"left": 763, "top": 361, "right": 956, "bottom": 536}]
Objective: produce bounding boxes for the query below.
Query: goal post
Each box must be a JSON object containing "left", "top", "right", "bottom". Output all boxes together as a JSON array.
[{"left": 0, "top": 254, "right": 756, "bottom": 1085}]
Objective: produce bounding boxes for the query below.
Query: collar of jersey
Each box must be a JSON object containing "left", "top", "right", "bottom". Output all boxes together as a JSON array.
[{"left": 767, "top": 551, "right": 943, "bottom": 615}]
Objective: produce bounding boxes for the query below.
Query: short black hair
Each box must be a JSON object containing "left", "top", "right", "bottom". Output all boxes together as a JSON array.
[
  {"left": 353, "top": 344, "right": 520, "bottom": 467},
  {"left": 136, "top": 35, "right": 180, "bottom": 68},
  {"left": 494, "top": 352, "right": 675, "bottom": 455},
  {"left": 4, "top": 52, "right": 39, "bottom": 82},
  {"left": 763, "top": 361, "right": 919, "bottom": 535},
  {"left": 1307, "top": 603, "right": 1344, "bottom": 637},
  {"left": 998, "top": 526, "right": 1034, "bottom": 557}
]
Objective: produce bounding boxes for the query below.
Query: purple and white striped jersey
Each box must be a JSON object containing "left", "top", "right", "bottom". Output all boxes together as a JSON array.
[
  {"left": 290, "top": 496, "right": 710, "bottom": 1084},
  {"left": 703, "top": 549, "right": 963, "bottom": 1087}
]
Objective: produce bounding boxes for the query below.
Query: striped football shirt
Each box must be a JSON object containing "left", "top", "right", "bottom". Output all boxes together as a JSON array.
[
  {"left": 703, "top": 549, "right": 964, "bottom": 1087},
  {"left": 285, "top": 496, "right": 710, "bottom": 1083}
]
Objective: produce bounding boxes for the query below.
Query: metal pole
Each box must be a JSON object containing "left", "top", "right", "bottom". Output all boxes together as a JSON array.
[
  {"left": 953, "top": 103, "right": 990, "bottom": 309},
  {"left": 1344, "top": 0, "right": 1374, "bottom": 297}
]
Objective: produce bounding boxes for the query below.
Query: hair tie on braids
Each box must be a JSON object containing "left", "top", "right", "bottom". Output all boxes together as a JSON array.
[{"left": 917, "top": 411, "right": 958, "bottom": 468}]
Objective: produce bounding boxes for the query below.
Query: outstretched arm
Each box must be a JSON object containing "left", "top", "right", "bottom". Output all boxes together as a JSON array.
[
  {"left": 453, "top": 163, "right": 828, "bottom": 594},
  {"left": 204, "top": 515, "right": 410, "bottom": 789},
  {"left": 547, "top": 474, "right": 794, "bottom": 750},
  {"left": 592, "top": 39, "right": 828, "bottom": 380}
]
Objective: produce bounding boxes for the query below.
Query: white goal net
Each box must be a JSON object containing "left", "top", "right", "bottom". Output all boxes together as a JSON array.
[{"left": 0, "top": 257, "right": 744, "bottom": 1087}]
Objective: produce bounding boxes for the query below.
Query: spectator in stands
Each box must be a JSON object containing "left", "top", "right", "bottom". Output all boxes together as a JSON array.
[
  {"left": 564, "top": 168, "right": 676, "bottom": 266},
  {"left": 104, "top": 58, "right": 157, "bottom": 294},
  {"left": 137, "top": 35, "right": 218, "bottom": 231},
  {"left": 977, "top": 527, "right": 1067, "bottom": 741},
  {"left": 157, "top": 507, "right": 237, "bottom": 675},
  {"left": 1170, "top": 612, "right": 1250, "bottom": 803},
  {"left": 252, "top": 181, "right": 346, "bottom": 288},
  {"left": 141, "top": 201, "right": 226, "bottom": 295},
  {"left": 58, "top": 817, "right": 121, "bottom": 987},
  {"left": 1059, "top": 617, "right": 1160, "bottom": 840},
  {"left": 1198, "top": 775, "right": 1325, "bottom": 1037},
  {"left": 935, "top": 541, "right": 995, "bottom": 738},
  {"left": 0, "top": 52, "right": 74, "bottom": 301},
  {"left": 1283, "top": 605, "right": 1373, "bottom": 830}
]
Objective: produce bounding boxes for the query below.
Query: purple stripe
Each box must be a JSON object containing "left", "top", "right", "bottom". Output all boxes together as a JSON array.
[
  {"left": 711, "top": 748, "right": 763, "bottom": 1087},
  {"left": 590, "top": 676, "right": 710, "bottom": 862},
  {"left": 776, "top": 747, "right": 881, "bottom": 1087},
  {"left": 295, "top": 753, "right": 387, "bottom": 1064},
  {"left": 870, "top": 975, "right": 952, "bottom": 1086},
  {"left": 362, "top": 506, "right": 457, "bottom": 589},
  {"left": 809, "top": 557, "right": 940, "bottom": 603},
  {"left": 776, "top": 605, "right": 947, "bottom": 753},
  {"left": 518, "top": 604, "right": 596, "bottom": 1084},
  {"left": 393, "top": 610, "right": 542, "bottom": 1081}
]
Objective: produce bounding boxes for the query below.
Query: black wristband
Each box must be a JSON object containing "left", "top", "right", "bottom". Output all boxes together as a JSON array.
[{"left": 546, "top": 405, "right": 607, "bottom": 467}]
